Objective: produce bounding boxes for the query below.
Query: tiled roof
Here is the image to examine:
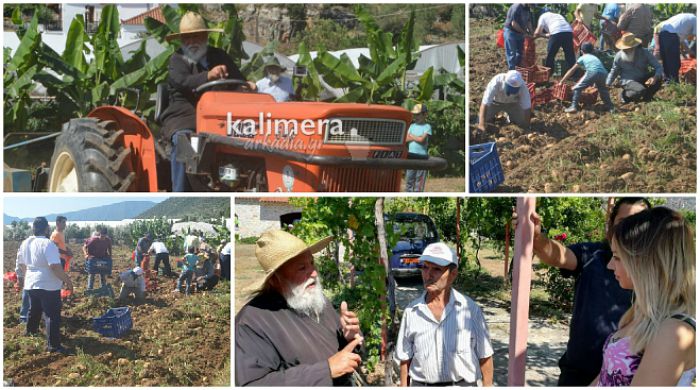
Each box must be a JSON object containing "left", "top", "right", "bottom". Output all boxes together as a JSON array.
[{"left": 121, "top": 6, "right": 164, "bottom": 25}]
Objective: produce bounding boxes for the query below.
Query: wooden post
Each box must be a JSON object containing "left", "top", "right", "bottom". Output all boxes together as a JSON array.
[
  {"left": 504, "top": 222, "right": 510, "bottom": 285},
  {"left": 508, "top": 197, "right": 535, "bottom": 386},
  {"left": 456, "top": 198, "right": 462, "bottom": 261},
  {"left": 374, "top": 198, "right": 389, "bottom": 364}
]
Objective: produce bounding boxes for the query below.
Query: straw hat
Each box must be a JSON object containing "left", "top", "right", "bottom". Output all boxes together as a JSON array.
[
  {"left": 615, "top": 32, "right": 642, "bottom": 50},
  {"left": 411, "top": 103, "right": 428, "bottom": 114},
  {"left": 246, "top": 230, "right": 332, "bottom": 292},
  {"left": 166, "top": 11, "right": 224, "bottom": 41}
]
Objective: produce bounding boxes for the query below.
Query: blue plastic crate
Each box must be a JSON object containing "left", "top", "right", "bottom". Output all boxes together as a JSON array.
[
  {"left": 93, "top": 307, "right": 132, "bottom": 338},
  {"left": 469, "top": 142, "right": 504, "bottom": 193},
  {"left": 85, "top": 258, "right": 112, "bottom": 274}
]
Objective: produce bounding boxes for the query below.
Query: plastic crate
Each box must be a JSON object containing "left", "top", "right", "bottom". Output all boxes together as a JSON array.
[
  {"left": 496, "top": 28, "right": 504, "bottom": 48},
  {"left": 572, "top": 20, "right": 597, "bottom": 52},
  {"left": 516, "top": 65, "right": 551, "bottom": 84},
  {"left": 580, "top": 86, "right": 598, "bottom": 105},
  {"left": 552, "top": 59, "right": 568, "bottom": 77},
  {"left": 680, "top": 58, "right": 696, "bottom": 84},
  {"left": 469, "top": 142, "right": 504, "bottom": 193},
  {"left": 86, "top": 258, "right": 112, "bottom": 274},
  {"left": 553, "top": 83, "right": 573, "bottom": 101},
  {"left": 93, "top": 307, "right": 132, "bottom": 338},
  {"left": 519, "top": 36, "right": 536, "bottom": 67},
  {"left": 533, "top": 88, "right": 554, "bottom": 106}
]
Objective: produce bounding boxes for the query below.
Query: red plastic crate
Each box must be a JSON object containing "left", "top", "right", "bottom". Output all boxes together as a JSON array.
[
  {"left": 680, "top": 58, "right": 697, "bottom": 84},
  {"left": 553, "top": 83, "right": 573, "bottom": 101},
  {"left": 516, "top": 65, "right": 551, "bottom": 84},
  {"left": 572, "top": 20, "right": 597, "bottom": 52},
  {"left": 533, "top": 88, "right": 554, "bottom": 106},
  {"left": 519, "top": 36, "right": 536, "bottom": 67}
]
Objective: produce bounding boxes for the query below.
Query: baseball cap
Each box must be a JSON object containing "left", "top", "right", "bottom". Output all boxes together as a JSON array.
[
  {"left": 419, "top": 242, "right": 458, "bottom": 267},
  {"left": 132, "top": 267, "right": 144, "bottom": 276},
  {"left": 411, "top": 103, "right": 428, "bottom": 114},
  {"left": 505, "top": 70, "right": 524, "bottom": 88}
]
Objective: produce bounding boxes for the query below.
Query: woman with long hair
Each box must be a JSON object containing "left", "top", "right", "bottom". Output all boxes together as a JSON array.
[{"left": 597, "top": 206, "right": 696, "bottom": 386}]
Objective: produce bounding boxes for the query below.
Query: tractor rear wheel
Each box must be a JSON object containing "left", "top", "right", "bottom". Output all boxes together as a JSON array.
[{"left": 49, "top": 118, "right": 136, "bottom": 192}]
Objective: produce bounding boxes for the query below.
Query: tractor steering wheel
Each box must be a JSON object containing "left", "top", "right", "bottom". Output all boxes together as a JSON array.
[{"left": 195, "top": 79, "right": 250, "bottom": 95}]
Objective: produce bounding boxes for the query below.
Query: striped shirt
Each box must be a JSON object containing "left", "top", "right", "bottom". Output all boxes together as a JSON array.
[{"left": 396, "top": 288, "right": 494, "bottom": 384}]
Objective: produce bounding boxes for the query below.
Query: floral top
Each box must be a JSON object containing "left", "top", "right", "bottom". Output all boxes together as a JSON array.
[
  {"left": 598, "top": 314, "right": 696, "bottom": 386},
  {"left": 597, "top": 335, "right": 641, "bottom": 386}
]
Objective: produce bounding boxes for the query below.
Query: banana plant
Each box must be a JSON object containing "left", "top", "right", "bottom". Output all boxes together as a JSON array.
[{"left": 309, "top": 4, "right": 426, "bottom": 106}]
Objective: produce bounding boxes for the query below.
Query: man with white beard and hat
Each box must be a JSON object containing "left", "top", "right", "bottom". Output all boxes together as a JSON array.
[
  {"left": 606, "top": 32, "right": 663, "bottom": 103},
  {"left": 160, "top": 11, "right": 257, "bottom": 192},
  {"left": 235, "top": 230, "right": 363, "bottom": 386}
]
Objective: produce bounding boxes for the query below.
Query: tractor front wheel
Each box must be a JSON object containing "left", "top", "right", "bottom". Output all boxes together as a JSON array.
[{"left": 49, "top": 118, "right": 136, "bottom": 192}]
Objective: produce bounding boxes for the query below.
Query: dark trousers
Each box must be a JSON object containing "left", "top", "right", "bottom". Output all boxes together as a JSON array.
[
  {"left": 504, "top": 28, "right": 525, "bottom": 70},
  {"left": 154, "top": 252, "right": 172, "bottom": 275},
  {"left": 546, "top": 32, "right": 576, "bottom": 71},
  {"left": 26, "top": 289, "right": 62, "bottom": 351},
  {"left": 558, "top": 352, "right": 599, "bottom": 386},
  {"left": 171, "top": 129, "right": 194, "bottom": 192},
  {"left": 220, "top": 254, "right": 231, "bottom": 280},
  {"left": 659, "top": 30, "right": 681, "bottom": 82},
  {"left": 622, "top": 73, "right": 662, "bottom": 102},
  {"left": 411, "top": 379, "right": 476, "bottom": 386}
]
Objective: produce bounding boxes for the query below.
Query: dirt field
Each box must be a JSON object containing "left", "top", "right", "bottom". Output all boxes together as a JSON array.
[
  {"left": 469, "top": 19, "right": 697, "bottom": 193},
  {"left": 235, "top": 242, "right": 568, "bottom": 386},
  {"left": 4, "top": 241, "right": 230, "bottom": 386}
]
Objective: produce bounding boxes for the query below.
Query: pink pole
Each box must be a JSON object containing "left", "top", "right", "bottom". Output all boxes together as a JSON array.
[{"left": 508, "top": 197, "right": 536, "bottom": 386}]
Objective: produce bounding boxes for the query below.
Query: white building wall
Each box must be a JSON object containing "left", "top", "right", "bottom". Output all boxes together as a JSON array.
[{"left": 235, "top": 199, "right": 301, "bottom": 238}]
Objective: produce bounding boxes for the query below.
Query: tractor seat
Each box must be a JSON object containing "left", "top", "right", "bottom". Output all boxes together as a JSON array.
[{"left": 155, "top": 83, "right": 170, "bottom": 125}]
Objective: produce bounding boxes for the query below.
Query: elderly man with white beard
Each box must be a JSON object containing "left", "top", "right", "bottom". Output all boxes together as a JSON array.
[
  {"left": 235, "top": 230, "right": 363, "bottom": 386},
  {"left": 606, "top": 32, "right": 664, "bottom": 103},
  {"left": 160, "top": 12, "right": 257, "bottom": 192}
]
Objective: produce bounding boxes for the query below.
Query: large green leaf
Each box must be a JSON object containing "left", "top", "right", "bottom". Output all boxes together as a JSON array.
[
  {"left": 314, "top": 52, "right": 364, "bottom": 87},
  {"left": 62, "top": 14, "right": 88, "bottom": 74},
  {"left": 7, "top": 13, "right": 40, "bottom": 74},
  {"left": 398, "top": 8, "right": 416, "bottom": 67},
  {"left": 376, "top": 56, "right": 406, "bottom": 85},
  {"left": 91, "top": 4, "right": 124, "bottom": 82},
  {"left": 4, "top": 64, "right": 38, "bottom": 98},
  {"left": 416, "top": 67, "right": 434, "bottom": 102}
]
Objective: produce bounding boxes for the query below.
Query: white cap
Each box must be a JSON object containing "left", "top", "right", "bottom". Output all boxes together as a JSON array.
[
  {"left": 505, "top": 70, "right": 524, "bottom": 88},
  {"left": 132, "top": 267, "right": 144, "bottom": 276},
  {"left": 419, "top": 242, "right": 458, "bottom": 267}
]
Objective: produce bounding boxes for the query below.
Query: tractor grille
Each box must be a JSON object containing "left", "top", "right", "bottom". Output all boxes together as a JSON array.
[
  {"left": 324, "top": 118, "right": 405, "bottom": 145},
  {"left": 320, "top": 167, "right": 400, "bottom": 192}
]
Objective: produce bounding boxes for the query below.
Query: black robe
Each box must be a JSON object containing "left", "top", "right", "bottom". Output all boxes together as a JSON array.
[
  {"left": 160, "top": 46, "right": 245, "bottom": 141},
  {"left": 235, "top": 290, "right": 352, "bottom": 386}
]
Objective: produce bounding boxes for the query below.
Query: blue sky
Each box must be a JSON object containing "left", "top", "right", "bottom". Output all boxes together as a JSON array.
[{"left": 3, "top": 196, "right": 168, "bottom": 218}]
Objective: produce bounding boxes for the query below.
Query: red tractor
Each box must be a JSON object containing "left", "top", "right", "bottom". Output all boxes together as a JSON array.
[{"left": 47, "top": 80, "right": 448, "bottom": 192}]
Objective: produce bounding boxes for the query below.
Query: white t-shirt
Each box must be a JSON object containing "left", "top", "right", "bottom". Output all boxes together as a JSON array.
[
  {"left": 148, "top": 241, "right": 169, "bottom": 254},
  {"left": 482, "top": 73, "right": 532, "bottom": 110},
  {"left": 17, "top": 236, "right": 63, "bottom": 291},
  {"left": 184, "top": 235, "right": 200, "bottom": 251},
  {"left": 256, "top": 76, "right": 294, "bottom": 102},
  {"left": 538, "top": 12, "right": 574, "bottom": 35},
  {"left": 221, "top": 242, "right": 232, "bottom": 256},
  {"left": 119, "top": 270, "right": 146, "bottom": 291},
  {"left": 659, "top": 14, "right": 697, "bottom": 42}
]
